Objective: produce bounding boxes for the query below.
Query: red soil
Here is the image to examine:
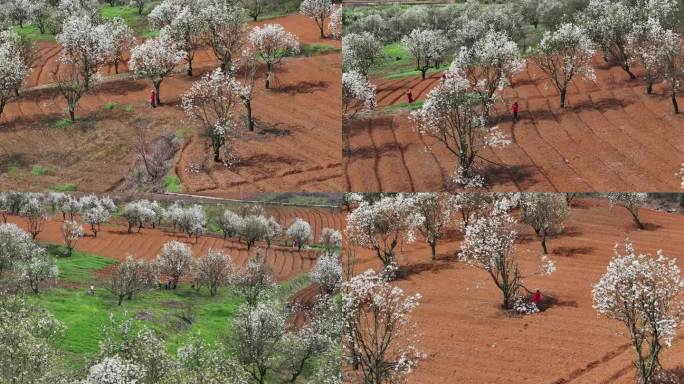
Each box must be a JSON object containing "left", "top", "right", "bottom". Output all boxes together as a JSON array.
[
  {"left": 0, "top": 14, "right": 342, "bottom": 193},
  {"left": 5, "top": 204, "right": 342, "bottom": 282},
  {"left": 349, "top": 198, "right": 684, "bottom": 383},
  {"left": 344, "top": 56, "right": 684, "bottom": 191}
]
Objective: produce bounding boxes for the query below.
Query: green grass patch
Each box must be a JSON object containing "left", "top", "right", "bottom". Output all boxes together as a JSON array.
[
  {"left": 7, "top": 164, "right": 22, "bottom": 177},
  {"left": 123, "top": 104, "right": 135, "bottom": 113},
  {"left": 100, "top": 3, "right": 157, "bottom": 37},
  {"left": 28, "top": 284, "right": 244, "bottom": 369},
  {"left": 385, "top": 100, "right": 425, "bottom": 112},
  {"left": 300, "top": 44, "right": 341, "bottom": 57},
  {"left": 11, "top": 24, "right": 54, "bottom": 42},
  {"left": 51, "top": 183, "right": 78, "bottom": 192},
  {"left": 254, "top": 193, "right": 341, "bottom": 206},
  {"left": 31, "top": 165, "right": 49, "bottom": 176},
  {"left": 163, "top": 175, "right": 181, "bottom": 193},
  {"left": 53, "top": 118, "right": 72, "bottom": 129},
  {"left": 46, "top": 244, "right": 118, "bottom": 285},
  {"left": 104, "top": 101, "right": 119, "bottom": 111},
  {"left": 370, "top": 42, "right": 449, "bottom": 80}
]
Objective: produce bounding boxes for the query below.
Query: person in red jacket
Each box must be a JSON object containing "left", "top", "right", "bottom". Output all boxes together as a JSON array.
[
  {"left": 532, "top": 289, "right": 542, "bottom": 306},
  {"left": 406, "top": 88, "right": 414, "bottom": 110},
  {"left": 149, "top": 89, "right": 156, "bottom": 108},
  {"left": 512, "top": 101, "right": 519, "bottom": 122}
]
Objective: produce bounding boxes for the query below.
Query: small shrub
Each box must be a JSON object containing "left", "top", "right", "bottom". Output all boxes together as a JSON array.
[
  {"left": 53, "top": 118, "right": 71, "bottom": 129},
  {"left": 31, "top": 165, "right": 48, "bottom": 176},
  {"left": 104, "top": 101, "right": 119, "bottom": 111},
  {"left": 163, "top": 175, "right": 181, "bottom": 192},
  {"left": 123, "top": 105, "right": 134, "bottom": 113}
]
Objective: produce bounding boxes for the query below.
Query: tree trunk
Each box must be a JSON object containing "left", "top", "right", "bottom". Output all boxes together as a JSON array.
[
  {"left": 114, "top": 59, "right": 119, "bottom": 74},
  {"left": 154, "top": 81, "right": 162, "bottom": 105},
  {"left": 560, "top": 88, "right": 567, "bottom": 108},
  {"left": 421, "top": 69, "right": 426, "bottom": 80},
  {"left": 68, "top": 108, "right": 75, "bottom": 122},
  {"left": 187, "top": 59, "right": 193, "bottom": 77},
  {"left": 127, "top": 222, "right": 132, "bottom": 233},
  {"left": 319, "top": 26, "right": 325, "bottom": 39},
  {"left": 541, "top": 232, "right": 548, "bottom": 254},
  {"left": 646, "top": 82, "right": 653, "bottom": 95},
  {"left": 430, "top": 240, "right": 436, "bottom": 260},
  {"left": 118, "top": 295, "right": 124, "bottom": 305},
  {"left": 672, "top": 91, "right": 679, "bottom": 114},
  {"left": 245, "top": 99, "right": 254, "bottom": 131}
]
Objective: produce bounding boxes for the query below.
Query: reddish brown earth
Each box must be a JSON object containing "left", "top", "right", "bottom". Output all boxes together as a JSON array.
[
  {"left": 0, "top": 14, "right": 342, "bottom": 193},
  {"left": 6, "top": 203, "right": 342, "bottom": 282},
  {"left": 349, "top": 198, "right": 684, "bottom": 383},
  {"left": 344, "top": 56, "right": 684, "bottom": 191}
]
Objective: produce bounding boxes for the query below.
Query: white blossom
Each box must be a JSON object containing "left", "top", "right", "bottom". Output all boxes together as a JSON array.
[
  {"left": 154, "top": 240, "right": 193, "bottom": 289},
  {"left": 592, "top": 240, "right": 683, "bottom": 383},
  {"left": 300, "top": 0, "right": 334, "bottom": 39},
  {"left": 287, "top": 218, "right": 313, "bottom": 250},
  {"left": 249, "top": 24, "right": 300, "bottom": 89},
  {"left": 342, "top": 70, "right": 376, "bottom": 118},
  {"left": 129, "top": 35, "right": 186, "bottom": 104}
]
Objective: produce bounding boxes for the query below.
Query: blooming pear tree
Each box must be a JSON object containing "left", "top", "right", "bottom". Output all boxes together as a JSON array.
[
  {"left": 581, "top": 0, "right": 637, "bottom": 79},
  {"left": 123, "top": 200, "right": 156, "bottom": 233},
  {"left": 452, "top": 29, "right": 525, "bottom": 120},
  {"left": 176, "top": 204, "right": 206, "bottom": 240},
  {"left": 83, "top": 204, "right": 111, "bottom": 238},
  {"left": 0, "top": 223, "right": 43, "bottom": 278},
  {"left": 200, "top": 1, "right": 247, "bottom": 71},
  {"left": 62, "top": 220, "right": 83, "bottom": 257},
  {"left": 264, "top": 216, "right": 281, "bottom": 248},
  {"left": 194, "top": 249, "right": 234, "bottom": 296},
  {"left": 342, "top": 32, "right": 384, "bottom": 77},
  {"left": 230, "top": 302, "right": 287, "bottom": 384},
  {"left": 320, "top": 227, "right": 342, "bottom": 251},
  {"left": 459, "top": 197, "right": 556, "bottom": 309},
  {"left": 534, "top": 23, "right": 596, "bottom": 108},
  {"left": 19, "top": 196, "right": 48, "bottom": 240},
  {"left": 310, "top": 251, "right": 342, "bottom": 296},
  {"left": 153, "top": 2, "right": 204, "bottom": 77},
  {"left": 53, "top": 64, "right": 89, "bottom": 121},
  {"left": 627, "top": 18, "right": 668, "bottom": 95},
  {"left": 659, "top": 28, "right": 684, "bottom": 113},
  {"left": 56, "top": 15, "right": 113, "bottom": 91},
  {"left": 129, "top": 35, "right": 186, "bottom": 105},
  {"left": 401, "top": 28, "right": 447, "bottom": 80},
  {"left": 109, "top": 256, "right": 156, "bottom": 305},
  {"left": 249, "top": 24, "right": 300, "bottom": 89},
  {"left": 345, "top": 194, "right": 413, "bottom": 272},
  {"left": 0, "top": 31, "right": 31, "bottom": 120},
  {"left": 410, "top": 69, "right": 510, "bottom": 188},
  {"left": 342, "top": 70, "right": 376, "bottom": 119},
  {"left": 130, "top": 0, "right": 148, "bottom": 15},
  {"left": 21, "top": 251, "right": 58, "bottom": 294},
  {"left": 300, "top": 0, "right": 334, "bottom": 39},
  {"left": 182, "top": 68, "right": 241, "bottom": 163},
  {"left": 83, "top": 357, "right": 146, "bottom": 384},
  {"left": 342, "top": 269, "right": 422, "bottom": 384},
  {"left": 154, "top": 240, "right": 193, "bottom": 289},
  {"left": 607, "top": 192, "right": 648, "bottom": 229},
  {"left": 0, "top": 296, "right": 64, "bottom": 384},
  {"left": 241, "top": 215, "right": 268, "bottom": 250},
  {"left": 234, "top": 250, "right": 275, "bottom": 305},
  {"left": 287, "top": 218, "right": 313, "bottom": 250},
  {"left": 107, "top": 17, "right": 136, "bottom": 74},
  {"left": 218, "top": 209, "right": 244, "bottom": 240},
  {"left": 328, "top": 4, "right": 342, "bottom": 39},
  {"left": 406, "top": 192, "right": 454, "bottom": 260},
  {"left": 592, "top": 240, "right": 684, "bottom": 384},
  {"left": 520, "top": 193, "right": 570, "bottom": 254}
]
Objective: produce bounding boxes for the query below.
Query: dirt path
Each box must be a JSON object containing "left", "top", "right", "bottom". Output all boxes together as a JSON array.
[
  {"left": 345, "top": 57, "right": 684, "bottom": 191},
  {"left": 350, "top": 198, "right": 684, "bottom": 383},
  {"left": 1, "top": 14, "right": 342, "bottom": 194}
]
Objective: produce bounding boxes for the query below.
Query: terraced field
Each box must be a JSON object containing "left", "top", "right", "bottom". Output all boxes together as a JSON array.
[
  {"left": 344, "top": 56, "right": 684, "bottom": 191},
  {"left": 350, "top": 198, "right": 684, "bottom": 383}
]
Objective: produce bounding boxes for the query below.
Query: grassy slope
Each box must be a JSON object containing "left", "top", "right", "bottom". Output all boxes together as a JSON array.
[{"left": 31, "top": 243, "right": 310, "bottom": 373}]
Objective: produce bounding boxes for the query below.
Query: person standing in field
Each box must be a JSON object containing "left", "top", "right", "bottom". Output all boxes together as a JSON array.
[
  {"left": 532, "top": 289, "right": 542, "bottom": 307},
  {"left": 149, "top": 89, "right": 156, "bottom": 108},
  {"left": 512, "top": 101, "right": 519, "bottom": 123},
  {"left": 406, "top": 88, "right": 414, "bottom": 110}
]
